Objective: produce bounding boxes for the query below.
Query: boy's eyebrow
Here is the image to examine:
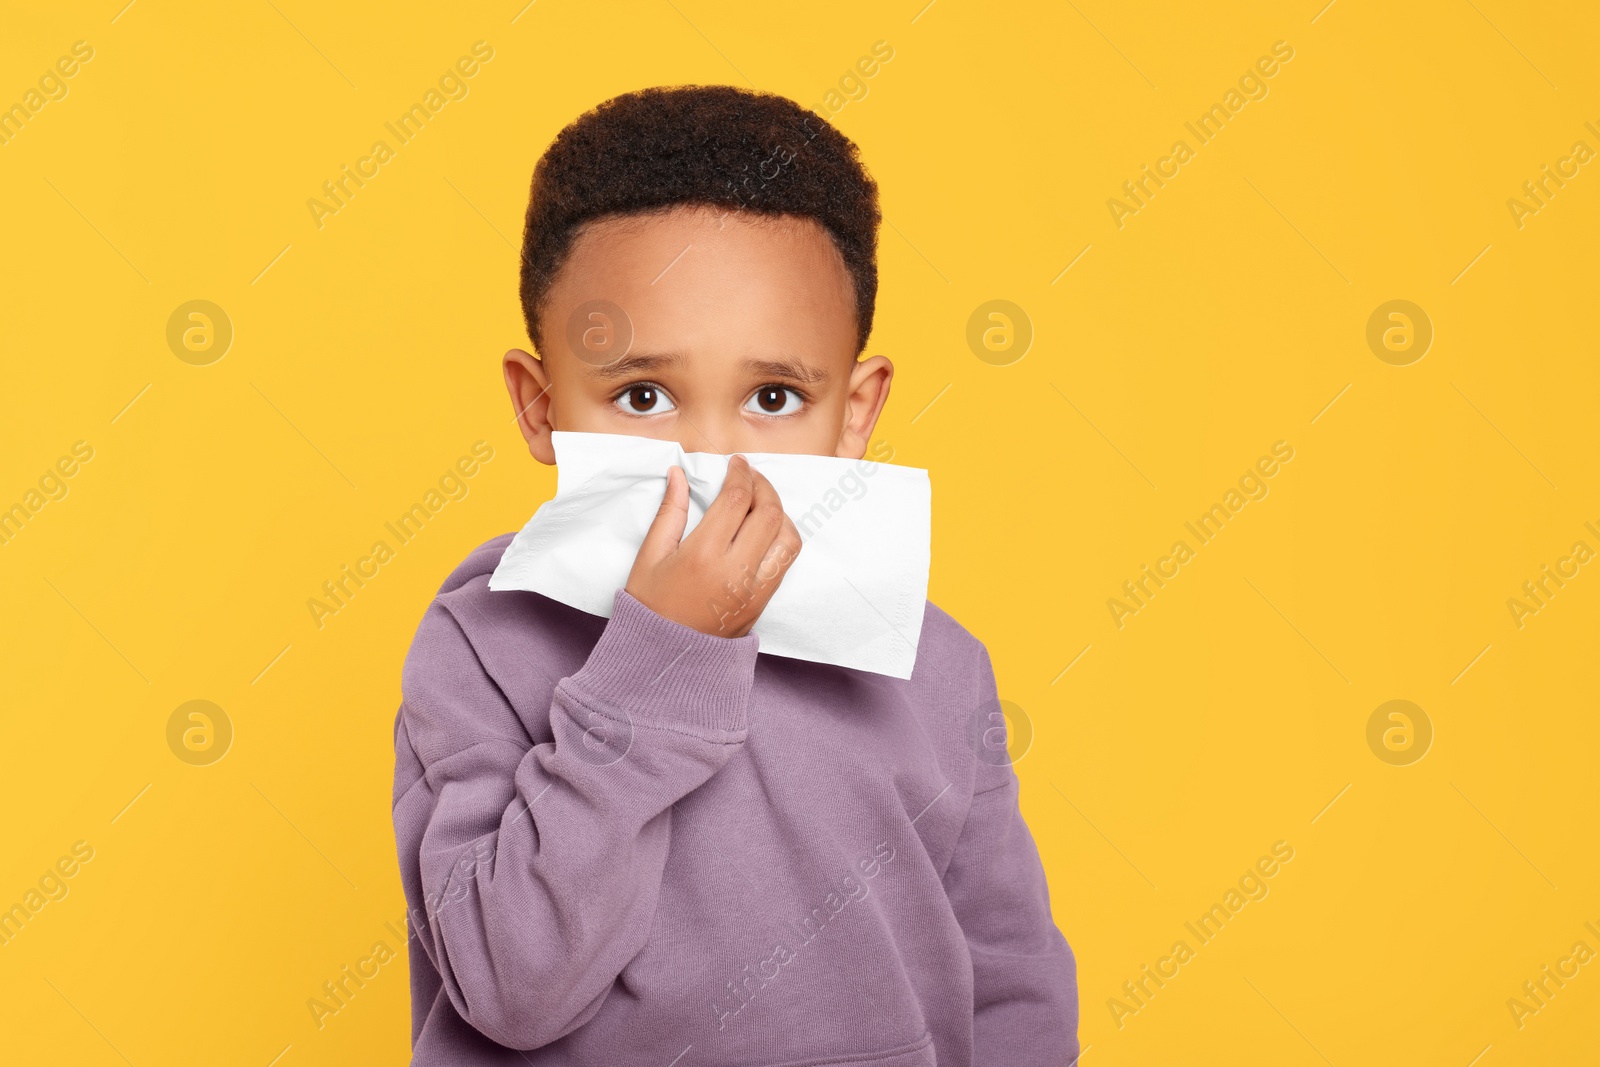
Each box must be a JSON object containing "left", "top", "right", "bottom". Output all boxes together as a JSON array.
[
  {"left": 741, "top": 357, "right": 830, "bottom": 384},
  {"left": 585, "top": 352, "right": 686, "bottom": 381},
  {"left": 585, "top": 352, "right": 831, "bottom": 384}
]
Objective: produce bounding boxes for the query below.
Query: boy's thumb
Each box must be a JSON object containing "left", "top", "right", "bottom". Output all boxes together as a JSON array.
[{"left": 638, "top": 465, "right": 689, "bottom": 560}]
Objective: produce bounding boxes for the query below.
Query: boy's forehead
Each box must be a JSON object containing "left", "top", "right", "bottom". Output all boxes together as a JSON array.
[
  {"left": 547, "top": 205, "right": 858, "bottom": 364},
  {"left": 565, "top": 205, "right": 842, "bottom": 283}
]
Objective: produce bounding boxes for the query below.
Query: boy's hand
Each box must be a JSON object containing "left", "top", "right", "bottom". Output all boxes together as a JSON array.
[{"left": 625, "top": 454, "right": 803, "bottom": 637}]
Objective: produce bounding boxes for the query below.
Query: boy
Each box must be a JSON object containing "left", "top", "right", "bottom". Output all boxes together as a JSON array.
[{"left": 393, "top": 85, "right": 1078, "bottom": 1065}]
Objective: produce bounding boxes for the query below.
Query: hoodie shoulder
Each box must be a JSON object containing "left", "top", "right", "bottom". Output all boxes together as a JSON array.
[
  {"left": 434, "top": 531, "right": 517, "bottom": 598},
  {"left": 920, "top": 599, "right": 987, "bottom": 659},
  {"left": 911, "top": 598, "right": 992, "bottom": 695},
  {"left": 400, "top": 532, "right": 609, "bottom": 755}
]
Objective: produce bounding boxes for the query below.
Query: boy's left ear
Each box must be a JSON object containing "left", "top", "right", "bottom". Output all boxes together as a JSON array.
[
  {"left": 504, "top": 347, "right": 557, "bottom": 465},
  {"left": 835, "top": 354, "right": 893, "bottom": 460}
]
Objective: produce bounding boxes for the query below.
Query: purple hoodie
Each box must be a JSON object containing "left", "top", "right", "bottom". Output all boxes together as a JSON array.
[{"left": 392, "top": 533, "right": 1079, "bottom": 1065}]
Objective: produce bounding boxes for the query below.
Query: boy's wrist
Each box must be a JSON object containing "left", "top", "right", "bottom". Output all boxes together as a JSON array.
[{"left": 564, "top": 588, "right": 760, "bottom": 737}]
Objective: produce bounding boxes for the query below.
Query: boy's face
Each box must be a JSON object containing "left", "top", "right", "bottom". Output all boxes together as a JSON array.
[{"left": 505, "top": 205, "right": 893, "bottom": 462}]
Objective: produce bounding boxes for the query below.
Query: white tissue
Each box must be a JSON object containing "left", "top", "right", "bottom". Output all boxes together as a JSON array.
[{"left": 488, "top": 430, "right": 931, "bottom": 678}]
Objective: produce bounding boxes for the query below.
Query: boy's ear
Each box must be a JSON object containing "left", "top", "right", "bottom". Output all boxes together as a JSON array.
[
  {"left": 503, "top": 347, "right": 557, "bottom": 465},
  {"left": 835, "top": 354, "right": 893, "bottom": 460}
]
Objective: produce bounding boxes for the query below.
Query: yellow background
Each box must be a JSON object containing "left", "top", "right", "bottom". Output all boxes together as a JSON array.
[{"left": 3, "top": 0, "right": 1596, "bottom": 1063}]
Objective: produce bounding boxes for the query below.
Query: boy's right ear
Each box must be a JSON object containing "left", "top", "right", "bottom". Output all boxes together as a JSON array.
[{"left": 503, "top": 348, "right": 557, "bottom": 465}]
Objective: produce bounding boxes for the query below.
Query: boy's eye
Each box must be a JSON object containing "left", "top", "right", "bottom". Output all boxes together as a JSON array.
[
  {"left": 614, "top": 384, "right": 675, "bottom": 415},
  {"left": 746, "top": 386, "right": 804, "bottom": 416}
]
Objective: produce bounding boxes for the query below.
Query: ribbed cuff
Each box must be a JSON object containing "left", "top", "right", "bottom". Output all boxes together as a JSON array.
[{"left": 564, "top": 588, "right": 760, "bottom": 737}]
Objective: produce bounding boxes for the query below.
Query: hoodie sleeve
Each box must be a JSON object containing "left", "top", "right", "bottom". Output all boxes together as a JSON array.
[
  {"left": 394, "top": 587, "right": 758, "bottom": 1051},
  {"left": 942, "top": 646, "right": 1080, "bottom": 1065}
]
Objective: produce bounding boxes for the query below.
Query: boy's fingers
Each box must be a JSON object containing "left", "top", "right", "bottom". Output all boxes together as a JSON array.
[
  {"left": 637, "top": 465, "right": 690, "bottom": 561},
  {"left": 694, "top": 454, "right": 757, "bottom": 547},
  {"left": 754, "top": 513, "right": 803, "bottom": 586},
  {"left": 730, "top": 466, "right": 787, "bottom": 562}
]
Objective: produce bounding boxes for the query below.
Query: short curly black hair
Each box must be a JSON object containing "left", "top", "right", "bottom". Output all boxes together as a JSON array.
[{"left": 520, "top": 84, "right": 880, "bottom": 356}]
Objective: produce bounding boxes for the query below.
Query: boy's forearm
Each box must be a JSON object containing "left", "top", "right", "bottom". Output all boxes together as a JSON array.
[{"left": 398, "top": 590, "right": 758, "bottom": 1049}]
